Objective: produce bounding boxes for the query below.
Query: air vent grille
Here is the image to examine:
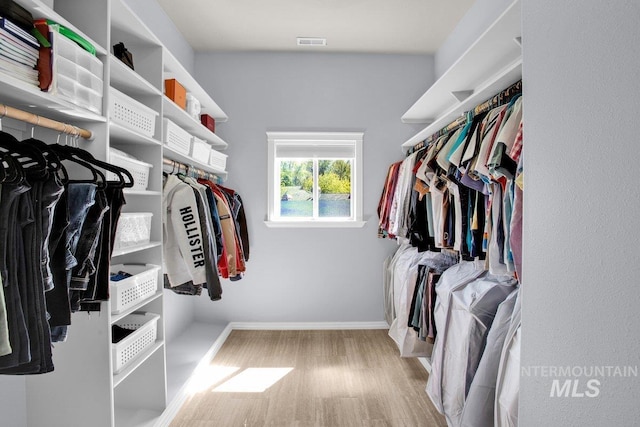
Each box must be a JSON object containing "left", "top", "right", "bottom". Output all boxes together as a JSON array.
[{"left": 296, "top": 37, "right": 327, "bottom": 47}]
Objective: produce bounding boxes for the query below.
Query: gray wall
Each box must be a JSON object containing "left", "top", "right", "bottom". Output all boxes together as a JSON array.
[
  {"left": 124, "top": 0, "right": 195, "bottom": 74},
  {"left": 193, "top": 52, "right": 433, "bottom": 324},
  {"left": 435, "top": 0, "right": 514, "bottom": 78},
  {"left": 521, "top": 1, "right": 640, "bottom": 425}
]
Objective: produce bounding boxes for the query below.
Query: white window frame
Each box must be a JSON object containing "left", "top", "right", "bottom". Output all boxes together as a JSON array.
[{"left": 265, "top": 131, "right": 365, "bottom": 228}]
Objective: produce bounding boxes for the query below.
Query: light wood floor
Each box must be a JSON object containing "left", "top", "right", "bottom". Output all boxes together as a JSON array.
[{"left": 169, "top": 329, "right": 446, "bottom": 427}]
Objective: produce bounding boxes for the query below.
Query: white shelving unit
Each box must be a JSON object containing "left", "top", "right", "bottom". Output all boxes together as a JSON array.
[
  {"left": 164, "top": 145, "right": 228, "bottom": 180},
  {"left": 401, "top": 0, "right": 522, "bottom": 150},
  {"left": 1, "top": 0, "right": 231, "bottom": 426}
]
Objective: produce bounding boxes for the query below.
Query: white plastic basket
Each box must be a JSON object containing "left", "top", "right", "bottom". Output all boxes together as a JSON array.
[
  {"left": 113, "top": 213, "right": 153, "bottom": 251},
  {"left": 209, "top": 149, "right": 228, "bottom": 170},
  {"left": 108, "top": 149, "right": 153, "bottom": 190},
  {"left": 191, "top": 136, "right": 211, "bottom": 160},
  {"left": 109, "top": 87, "right": 159, "bottom": 138},
  {"left": 112, "top": 313, "right": 160, "bottom": 374},
  {"left": 110, "top": 264, "right": 161, "bottom": 314},
  {"left": 163, "top": 118, "right": 191, "bottom": 155}
]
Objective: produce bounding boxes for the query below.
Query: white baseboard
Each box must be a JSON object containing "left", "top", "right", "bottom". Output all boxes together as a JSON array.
[
  {"left": 229, "top": 321, "right": 390, "bottom": 330},
  {"left": 418, "top": 356, "right": 432, "bottom": 373},
  {"left": 156, "top": 321, "right": 389, "bottom": 426}
]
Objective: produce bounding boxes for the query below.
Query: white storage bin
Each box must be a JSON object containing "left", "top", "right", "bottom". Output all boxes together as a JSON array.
[
  {"left": 113, "top": 212, "right": 153, "bottom": 251},
  {"left": 110, "top": 264, "right": 161, "bottom": 314},
  {"left": 77, "top": 52, "right": 103, "bottom": 79},
  {"left": 110, "top": 87, "right": 159, "bottom": 138},
  {"left": 191, "top": 136, "right": 211, "bottom": 160},
  {"left": 76, "top": 84, "right": 102, "bottom": 115},
  {"left": 209, "top": 149, "right": 228, "bottom": 170},
  {"left": 56, "top": 56, "right": 77, "bottom": 80},
  {"left": 53, "top": 31, "right": 79, "bottom": 62},
  {"left": 112, "top": 312, "right": 160, "bottom": 374},
  {"left": 77, "top": 67, "right": 103, "bottom": 95},
  {"left": 108, "top": 149, "right": 153, "bottom": 190},
  {"left": 163, "top": 118, "right": 191, "bottom": 155},
  {"left": 56, "top": 74, "right": 75, "bottom": 99}
]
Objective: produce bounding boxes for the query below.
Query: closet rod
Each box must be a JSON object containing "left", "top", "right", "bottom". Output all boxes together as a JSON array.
[
  {"left": 0, "top": 103, "right": 93, "bottom": 140},
  {"left": 408, "top": 79, "right": 522, "bottom": 154},
  {"left": 162, "top": 157, "right": 220, "bottom": 182}
]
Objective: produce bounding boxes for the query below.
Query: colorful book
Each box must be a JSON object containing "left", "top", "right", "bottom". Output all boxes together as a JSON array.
[
  {"left": 0, "top": 16, "right": 38, "bottom": 49},
  {"left": 0, "top": 28, "right": 38, "bottom": 59}
]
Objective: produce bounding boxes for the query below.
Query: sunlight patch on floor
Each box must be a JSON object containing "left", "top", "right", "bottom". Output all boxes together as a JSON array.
[
  {"left": 212, "top": 367, "right": 294, "bottom": 393},
  {"left": 187, "top": 366, "right": 241, "bottom": 394}
]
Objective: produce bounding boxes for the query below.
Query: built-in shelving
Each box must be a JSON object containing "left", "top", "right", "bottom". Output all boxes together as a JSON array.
[
  {"left": 0, "top": 74, "right": 106, "bottom": 124},
  {"left": 164, "top": 144, "right": 228, "bottom": 180},
  {"left": 110, "top": 122, "right": 163, "bottom": 146},
  {"left": 16, "top": 0, "right": 108, "bottom": 55},
  {"left": 163, "top": 49, "right": 228, "bottom": 123},
  {"left": 162, "top": 97, "right": 228, "bottom": 149},
  {"left": 110, "top": 55, "right": 162, "bottom": 98},
  {"left": 3, "top": 1, "right": 232, "bottom": 425},
  {"left": 401, "top": 0, "right": 522, "bottom": 149},
  {"left": 123, "top": 189, "right": 162, "bottom": 196},
  {"left": 111, "top": 291, "right": 164, "bottom": 324},
  {"left": 112, "top": 241, "right": 163, "bottom": 258},
  {"left": 113, "top": 341, "right": 165, "bottom": 387}
]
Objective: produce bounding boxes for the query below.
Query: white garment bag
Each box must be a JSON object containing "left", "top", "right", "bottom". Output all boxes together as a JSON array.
[
  {"left": 426, "top": 261, "right": 487, "bottom": 413},
  {"left": 459, "top": 288, "right": 519, "bottom": 427},
  {"left": 439, "top": 274, "right": 517, "bottom": 427},
  {"left": 388, "top": 248, "right": 442, "bottom": 357},
  {"left": 494, "top": 290, "right": 522, "bottom": 427}
]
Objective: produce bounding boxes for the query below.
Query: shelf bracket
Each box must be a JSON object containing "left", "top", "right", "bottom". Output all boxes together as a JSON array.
[
  {"left": 514, "top": 36, "right": 522, "bottom": 47},
  {"left": 450, "top": 90, "right": 474, "bottom": 102}
]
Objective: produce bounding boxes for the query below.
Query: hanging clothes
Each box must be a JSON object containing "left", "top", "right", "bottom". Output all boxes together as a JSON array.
[
  {"left": 162, "top": 170, "right": 250, "bottom": 298},
  {"left": 0, "top": 132, "right": 130, "bottom": 374}
]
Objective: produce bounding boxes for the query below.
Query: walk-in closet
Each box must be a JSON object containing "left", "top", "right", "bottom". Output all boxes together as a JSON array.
[{"left": 0, "top": 0, "right": 638, "bottom": 426}]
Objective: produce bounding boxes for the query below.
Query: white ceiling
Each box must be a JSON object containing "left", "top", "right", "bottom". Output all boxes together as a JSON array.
[{"left": 154, "top": 0, "right": 475, "bottom": 54}]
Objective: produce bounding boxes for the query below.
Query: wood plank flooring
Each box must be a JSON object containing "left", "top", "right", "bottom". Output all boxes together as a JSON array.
[{"left": 169, "top": 329, "right": 446, "bottom": 427}]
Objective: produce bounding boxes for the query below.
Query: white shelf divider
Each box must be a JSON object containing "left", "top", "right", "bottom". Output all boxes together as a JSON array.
[
  {"left": 401, "top": 0, "right": 522, "bottom": 124},
  {"left": 111, "top": 291, "right": 164, "bottom": 324}
]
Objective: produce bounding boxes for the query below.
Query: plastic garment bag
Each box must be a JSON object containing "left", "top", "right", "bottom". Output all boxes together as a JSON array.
[{"left": 459, "top": 288, "right": 519, "bottom": 427}]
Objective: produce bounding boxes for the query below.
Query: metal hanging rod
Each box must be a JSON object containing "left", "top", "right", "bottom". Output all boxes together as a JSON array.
[
  {"left": 162, "top": 157, "right": 220, "bottom": 182},
  {"left": 408, "top": 80, "right": 522, "bottom": 154},
  {"left": 0, "top": 103, "right": 93, "bottom": 140}
]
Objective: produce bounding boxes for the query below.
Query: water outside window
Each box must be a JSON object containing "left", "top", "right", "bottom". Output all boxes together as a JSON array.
[{"left": 279, "top": 159, "right": 352, "bottom": 219}]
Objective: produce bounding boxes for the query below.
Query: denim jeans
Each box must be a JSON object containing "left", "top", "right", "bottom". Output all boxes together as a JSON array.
[
  {"left": 48, "top": 183, "right": 96, "bottom": 341},
  {"left": 69, "top": 189, "right": 108, "bottom": 312},
  {"left": 80, "top": 187, "right": 125, "bottom": 312}
]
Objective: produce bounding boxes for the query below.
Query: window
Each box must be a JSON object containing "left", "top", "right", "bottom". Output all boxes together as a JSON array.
[{"left": 266, "top": 132, "right": 365, "bottom": 228}]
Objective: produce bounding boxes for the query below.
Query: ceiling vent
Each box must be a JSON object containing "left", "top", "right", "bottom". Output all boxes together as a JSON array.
[{"left": 297, "top": 37, "right": 327, "bottom": 47}]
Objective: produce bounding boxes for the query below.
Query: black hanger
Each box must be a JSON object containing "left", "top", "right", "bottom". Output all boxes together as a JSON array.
[
  {"left": 46, "top": 143, "right": 107, "bottom": 189},
  {"left": 0, "top": 130, "right": 48, "bottom": 180},
  {"left": 59, "top": 145, "right": 134, "bottom": 188},
  {"left": 23, "top": 137, "right": 69, "bottom": 183},
  {"left": 0, "top": 150, "right": 25, "bottom": 184}
]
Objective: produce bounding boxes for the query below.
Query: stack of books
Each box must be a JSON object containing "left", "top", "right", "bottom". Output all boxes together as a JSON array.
[{"left": 0, "top": 16, "right": 39, "bottom": 87}]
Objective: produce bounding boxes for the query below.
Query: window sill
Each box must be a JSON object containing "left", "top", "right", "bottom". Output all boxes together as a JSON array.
[{"left": 264, "top": 220, "right": 367, "bottom": 229}]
